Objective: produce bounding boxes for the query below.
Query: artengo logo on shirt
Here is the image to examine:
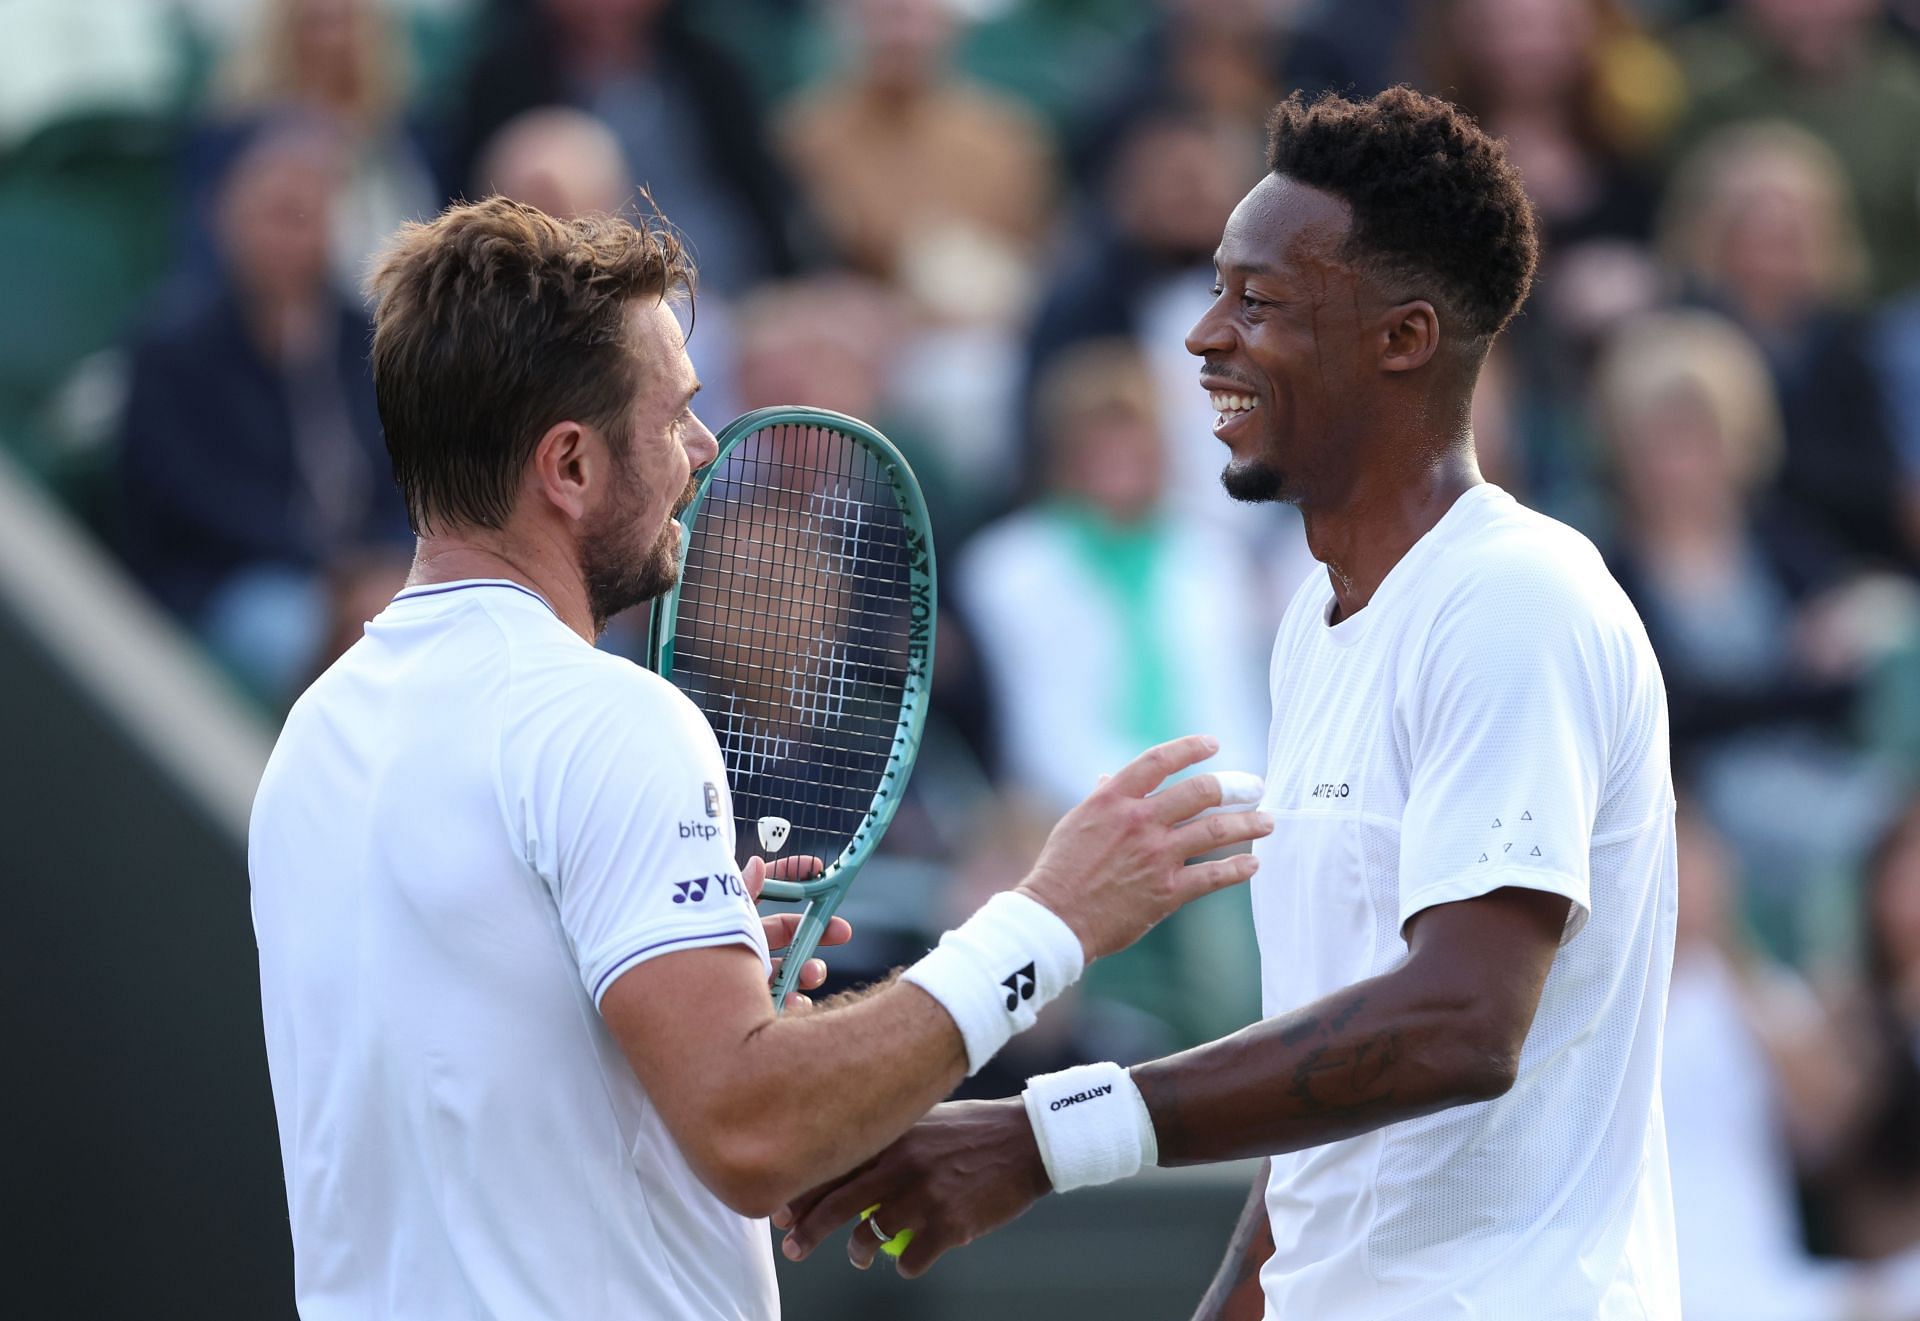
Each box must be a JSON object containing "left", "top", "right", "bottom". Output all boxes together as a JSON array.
[
  {"left": 1309, "top": 782, "right": 1351, "bottom": 799},
  {"left": 671, "top": 872, "right": 747, "bottom": 904}
]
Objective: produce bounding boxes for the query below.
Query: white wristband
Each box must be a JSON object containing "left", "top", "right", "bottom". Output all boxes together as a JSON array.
[
  {"left": 1022, "top": 1061, "right": 1158, "bottom": 1193},
  {"left": 902, "top": 890, "right": 1084, "bottom": 1075}
]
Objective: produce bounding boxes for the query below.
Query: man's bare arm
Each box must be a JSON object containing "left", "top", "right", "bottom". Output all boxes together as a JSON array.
[
  {"left": 1192, "top": 1160, "right": 1272, "bottom": 1321},
  {"left": 1135, "top": 886, "right": 1569, "bottom": 1163},
  {"left": 779, "top": 885, "right": 1569, "bottom": 1266},
  {"left": 601, "top": 735, "right": 1273, "bottom": 1218}
]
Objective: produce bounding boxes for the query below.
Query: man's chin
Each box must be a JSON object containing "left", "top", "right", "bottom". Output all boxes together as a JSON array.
[{"left": 1221, "top": 458, "right": 1290, "bottom": 505}]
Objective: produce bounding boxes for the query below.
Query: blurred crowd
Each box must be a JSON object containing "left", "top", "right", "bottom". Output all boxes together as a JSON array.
[{"left": 5, "top": 0, "right": 1920, "bottom": 1312}]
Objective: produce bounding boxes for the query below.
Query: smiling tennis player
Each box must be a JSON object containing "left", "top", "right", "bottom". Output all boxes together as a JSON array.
[
  {"left": 246, "top": 197, "right": 1273, "bottom": 1319},
  {"left": 779, "top": 87, "right": 1682, "bottom": 1321}
]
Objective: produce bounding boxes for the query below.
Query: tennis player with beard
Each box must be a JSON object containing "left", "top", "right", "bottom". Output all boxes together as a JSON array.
[
  {"left": 246, "top": 198, "right": 1273, "bottom": 1319},
  {"left": 778, "top": 88, "right": 1681, "bottom": 1320}
]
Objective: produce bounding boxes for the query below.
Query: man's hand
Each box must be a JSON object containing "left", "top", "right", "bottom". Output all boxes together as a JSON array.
[
  {"left": 744, "top": 854, "right": 849, "bottom": 1012},
  {"left": 1018, "top": 735, "right": 1272, "bottom": 961},
  {"left": 776, "top": 1099, "right": 1047, "bottom": 1277}
]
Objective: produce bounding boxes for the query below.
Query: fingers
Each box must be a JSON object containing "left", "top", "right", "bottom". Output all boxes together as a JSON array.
[
  {"left": 760, "top": 914, "right": 853, "bottom": 954},
  {"left": 742, "top": 855, "right": 767, "bottom": 903},
  {"left": 1172, "top": 851, "right": 1261, "bottom": 898},
  {"left": 1103, "top": 734, "right": 1219, "bottom": 799},
  {"left": 1169, "top": 808, "right": 1274, "bottom": 859},
  {"left": 765, "top": 854, "right": 826, "bottom": 882},
  {"left": 768, "top": 955, "right": 829, "bottom": 991},
  {"left": 1148, "top": 770, "right": 1267, "bottom": 826},
  {"left": 782, "top": 1168, "right": 895, "bottom": 1261}
]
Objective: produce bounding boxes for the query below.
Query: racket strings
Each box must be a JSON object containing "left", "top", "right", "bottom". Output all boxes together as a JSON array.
[{"left": 669, "top": 423, "right": 917, "bottom": 863}]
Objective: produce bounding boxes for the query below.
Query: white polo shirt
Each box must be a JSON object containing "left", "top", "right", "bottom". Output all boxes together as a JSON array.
[
  {"left": 1253, "top": 486, "right": 1680, "bottom": 1319},
  {"left": 250, "top": 580, "right": 777, "bottom": 1320}
]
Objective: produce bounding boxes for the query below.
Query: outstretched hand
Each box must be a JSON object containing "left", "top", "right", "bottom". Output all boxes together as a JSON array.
[
  {"left": 1019, "top": 734, "right": 1273, "bottom": 962},
  {"left": 744, "top": 854, "right": 850, "bottom": 1012},
  {"left": 775, "top": 1098, "right": 1049, "bottom": 1277}
]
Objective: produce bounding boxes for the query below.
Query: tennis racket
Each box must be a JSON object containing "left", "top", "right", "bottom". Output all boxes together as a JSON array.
[{"left": 646, "top": 405, "right": 936, "bottom": 1011}]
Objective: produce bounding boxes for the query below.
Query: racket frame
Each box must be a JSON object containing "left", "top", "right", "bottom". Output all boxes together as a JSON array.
[{"left": 645, "top": 405, "right": 936, "bottom": 1007}]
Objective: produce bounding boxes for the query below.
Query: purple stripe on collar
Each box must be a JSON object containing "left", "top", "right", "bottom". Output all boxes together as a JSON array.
[{"left": 392, "top": 580, "right": 559, "bottom": 619}]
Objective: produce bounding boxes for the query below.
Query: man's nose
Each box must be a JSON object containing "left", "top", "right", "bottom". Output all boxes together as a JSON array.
[
  {"left": 686, "top": 412, "right": 719, "bottom": 470},
  {"left": 1185, "top": 300, "right": 1233, "bottom": 358}
]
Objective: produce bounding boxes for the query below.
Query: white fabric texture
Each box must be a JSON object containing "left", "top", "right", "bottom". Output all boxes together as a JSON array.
[
  {"left": 1021, "top": 1061, "right": 1158, "bottom": 1192},
  {"left": 902, "top": 889, "right": 1085, "bottom": 1074},
  {"left": 250, "top": 580, "right": 777, "bottom": 1321},
  {"left": 1251, "top": 486, "right": 1680, "bottom": 1319}
]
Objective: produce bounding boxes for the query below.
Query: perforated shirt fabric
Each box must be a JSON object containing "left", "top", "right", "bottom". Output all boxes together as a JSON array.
[
  {"left": 1251, "top": 486, "right": 1680, "bottom": 1319},
  {"left": 250, "top": 581, "right": 777, "bottom": 1320}
]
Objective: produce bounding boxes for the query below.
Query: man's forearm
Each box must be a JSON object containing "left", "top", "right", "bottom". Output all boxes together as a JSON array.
[
  {"left": 707, "top": 978, "right": 971, "bottom": 1212},
  {"left": 1134, "top": 963, "right": 1513, "bottom": 1165},
  {"left": 1193, "top": 1159, "right": 1273, "bottom": 1321}
]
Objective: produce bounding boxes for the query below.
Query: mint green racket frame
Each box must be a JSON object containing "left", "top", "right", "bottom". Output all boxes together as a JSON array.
[{"left": 647, "top": 406, "right": 936, "bottom": 1010}]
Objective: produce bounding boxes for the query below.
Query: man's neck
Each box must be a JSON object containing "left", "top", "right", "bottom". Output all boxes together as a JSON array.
[
  {"left": 408, "top": 534, "right": 597, "bottom": 643},
  {"left": 1301, "top": 448, "right": 1483, "bottom": 625}
]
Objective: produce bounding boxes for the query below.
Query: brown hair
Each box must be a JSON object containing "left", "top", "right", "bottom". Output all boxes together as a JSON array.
[{"left": 367, "top": 197, "right": 694, "bottom": 534}]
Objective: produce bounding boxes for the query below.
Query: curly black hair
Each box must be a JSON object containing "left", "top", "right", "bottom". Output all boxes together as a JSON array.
[{"left": 1266, "top": 86, "right": 1538, "bottom": 349}]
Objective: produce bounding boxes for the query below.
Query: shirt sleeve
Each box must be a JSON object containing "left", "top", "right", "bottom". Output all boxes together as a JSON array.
[
  {"left": 1395, "top": 560, "right": 1616, "bottom": 945},
  {"left": 507, "top": 663, "right": 768, "bottom": 1008}
]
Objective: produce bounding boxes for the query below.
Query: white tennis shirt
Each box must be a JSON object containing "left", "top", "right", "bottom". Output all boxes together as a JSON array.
[
  {"left": 250, "top": 580, "right": 777, "bottom": 1320},
  {"left": 1252, "top": 485, "right": 1680, "bottom": 1319}
]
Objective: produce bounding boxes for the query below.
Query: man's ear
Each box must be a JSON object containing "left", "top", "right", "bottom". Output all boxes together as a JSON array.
[
  {"left": 530, "top": 420, "right": 594, "bottom": 522},
  {"left": 1380, "top": 300, "right": 1440, "bottom": 374}
]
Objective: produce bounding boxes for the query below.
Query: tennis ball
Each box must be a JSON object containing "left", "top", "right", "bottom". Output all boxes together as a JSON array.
[{"left": 859, "top": 1204, "right": 913, "bottom": 1258}]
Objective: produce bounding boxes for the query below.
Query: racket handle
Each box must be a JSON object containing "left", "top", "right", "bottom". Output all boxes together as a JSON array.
[{"left": 770, "top": 888, "right": 851, "bottom": 1013}]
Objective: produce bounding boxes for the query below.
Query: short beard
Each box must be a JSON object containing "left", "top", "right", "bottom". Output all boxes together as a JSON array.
[
  {"left": 579, "top": 468, "right": 699, "bottom": 636},
  {"left": 581, "top": 518, "right": 678, "bottom": 636},
  {"left": 1221, "top": 457, "right": 1289, "bottom": 504}
]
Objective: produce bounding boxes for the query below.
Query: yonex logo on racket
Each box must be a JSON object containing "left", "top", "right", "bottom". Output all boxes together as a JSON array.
[{"left": 1002, "top": 962, "right": 1036, "bottom": 1011}]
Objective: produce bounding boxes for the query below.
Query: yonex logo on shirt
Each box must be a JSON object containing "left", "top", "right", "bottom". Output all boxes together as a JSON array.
[{"left": 671, "top": 873, "right": 746, "bottom": 904}]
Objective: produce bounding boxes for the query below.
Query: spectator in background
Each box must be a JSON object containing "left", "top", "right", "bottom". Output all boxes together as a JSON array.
[
  {"left": 117, "top": 118, "right": 408, "bottom": 701},
  {"left": 1595, "top": 309, "right": 1902, "bottom": 955},
  {"left": 1663, "top": 799, "right": 1920, "bottom": 1321},
  {"left": 1412, "top": 0, "right": 1679, "bottom": 521},
  {"left": 958, "top": 339, "right": 1266, "bottom": 1045},
  {"left": 779, "top": 0, "right": 1059, "bottom": 526},
  {"left": 1826, "top": 799, "right": 1920, "bottom": 1267},
  {"left": 203, "top": 0, "right": 438, "bottom": 291},
  {"left": 1068, "top": 0, "right": 1293, "bottom": 191},
  {"left": 1661, "top": 120, "right": 1915, "bottom": 570},
  {"left": 1670, "top": 0, "right": 1920, "bottom": 293},
  {"left": 448, "top": 0, "right": 796, "bottom": 295},
  {"left": 779, "top": 0, "right": 1055, "bottom": 311},
  {"left": 472, "top": 105, "right": 631, "bottom": 221},
  {"left": 1419, "top": 0, "right": 1678, "bottom": 252}
]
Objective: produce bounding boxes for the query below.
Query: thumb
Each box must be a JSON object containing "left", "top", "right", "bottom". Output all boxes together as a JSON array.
[{"left": 742, "top": 855, "right": 767, "bottom": 903}]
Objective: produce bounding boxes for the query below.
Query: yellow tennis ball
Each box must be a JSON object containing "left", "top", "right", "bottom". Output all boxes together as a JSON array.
[{"left": 859, "top": 1204, "right": 913, "bottom": 1258}]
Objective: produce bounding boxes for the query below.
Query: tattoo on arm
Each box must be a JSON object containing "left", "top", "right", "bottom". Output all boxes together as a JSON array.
[{"left": 1139, "top": 976, "right": 1475, "bottom": 1164}]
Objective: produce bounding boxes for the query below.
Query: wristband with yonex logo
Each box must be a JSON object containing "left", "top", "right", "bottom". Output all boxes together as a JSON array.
[
  {"left": 1021, "top": 1060, "right": 1159, "bottom": 1192},
  {"left": 902, "top": 890, "right": 1083, "bottom": 1074}
]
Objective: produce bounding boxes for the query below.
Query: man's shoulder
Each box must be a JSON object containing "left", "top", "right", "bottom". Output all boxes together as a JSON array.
[
  {"left": 1440, "top": 495, "right": 1625, "bottom": 615},
  {"left": 507, "top": 633, "right": 696, "bottom": 724}
]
